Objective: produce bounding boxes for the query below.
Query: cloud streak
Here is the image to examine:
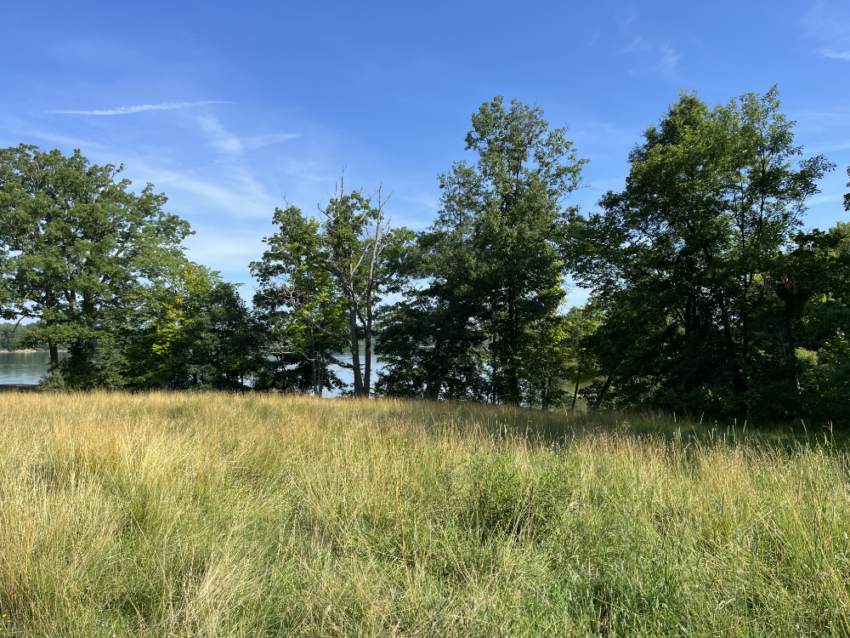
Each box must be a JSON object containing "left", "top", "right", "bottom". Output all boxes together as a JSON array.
[
  {"left": 657, "top": 43, "right": 681, "bottom": 77},
  {"left": 818, "top": 48, "right": 850, "bottom": 60},
  {"left": 49, "top": 100, "right": 230, "bottom": 115},
  {"left": 805, "top": 2, "right": 850, "bottom": 61},
  {"left": 620, "top": 36, "right": 681, "bottom": 77}
]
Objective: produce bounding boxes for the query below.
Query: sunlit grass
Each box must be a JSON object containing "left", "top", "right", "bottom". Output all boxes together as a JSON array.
[{"left": 0, "top": 391, "right": 848, "bottom": 636}]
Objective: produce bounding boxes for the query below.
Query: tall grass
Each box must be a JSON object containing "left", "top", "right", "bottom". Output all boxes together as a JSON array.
[{"left": 0, "top": 392, "right": 848, "bottom": 636}]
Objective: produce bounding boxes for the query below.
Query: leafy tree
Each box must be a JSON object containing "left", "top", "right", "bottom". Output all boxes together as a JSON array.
[
  {"left": 784, "top": 223, "right": 850, "bottom": 423},
  {"left": 561, "top": 305, "right": 602, "bottom": 411},
  {"left": 378, "top": 97, "right": 586, "bottom": 405},
  {"left": 568, "top": 88, "right": 835, "bottom": 420},
  {"left": 0, "top": 145, "right": 191, "bottom": 387},
  {"left": 252, "top": 180, "right": 410, "bottom": 397},
  {"left": 375, "top": 245, "right": 487, "bottom": 400},
  {"left": 251, "top": 209, "right": 346, "bottom": 395},
  {"left": 522, "top": 313, "right": 572, "bottom": 410},
  {"left": 174, "top": 279, "right": 257, "bottom": 389},
  {"left": 124, "top": 260, "right": 258, "bottom": 389}
]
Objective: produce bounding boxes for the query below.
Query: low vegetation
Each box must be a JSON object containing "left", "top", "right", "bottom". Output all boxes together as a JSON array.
[{"left": 1, "top": 392, "right": 849, "bottom": 636}]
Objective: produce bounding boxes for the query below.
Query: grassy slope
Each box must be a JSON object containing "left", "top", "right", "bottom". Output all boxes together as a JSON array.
[{"left": 0, "top": 393, "right": 848, "bottom": 637}]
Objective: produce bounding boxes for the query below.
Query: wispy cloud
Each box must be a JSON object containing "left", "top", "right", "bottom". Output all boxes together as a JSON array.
[
  {"left": 818, "top": 48, "right": 850, "bottom": 60},
  {"left": 623, "top": 36, "right": 652, "bottom": 53},
  {"left": 197, "top": 113, "right": 244, "bottom": 153},
  {"left": 657, "top": 43, "right": 681, "bottom": 77},
  {"left": 186, "top": 113, "right": 291, "bottom": 218},
  {"left": 620, "top": 36, "right": 681, "bottom": 77},
  {"left": 49, "top": 100, "right": 230, "bottom": 115},
  {"left": 24, "top": 129, "right": 106, "bottom": 150},
  {"left": 131, "top": 162, "right": 279, "bottom": 221},
  {"left": 196, "top": 114, "right": 299, "bottom": 153},
  {"left": 805, "top": 2, "right": 850, "bottom": 61},
  {"left": 615, "top": 5, "right": 637, "bottom": 30},
  {"left": 243, "top": 133, "right": 301, "bottom": 149}
]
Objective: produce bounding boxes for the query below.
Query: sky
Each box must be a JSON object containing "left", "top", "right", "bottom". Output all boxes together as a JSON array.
[{"left": 2, "top": 0, "right": 849, "bottom": 306}]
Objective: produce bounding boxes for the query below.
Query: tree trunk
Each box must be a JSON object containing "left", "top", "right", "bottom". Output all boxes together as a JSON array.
[
  {"left": 783, "top": 292, "right": 801, "bottom": 393},
  {"left": 310, "top": 334, "right": 318, "bottom": 396},
  {"left": 49, "top": 341, "right": 59, "bottom": 368},
  {"left": 571, "top": 360, "right": 584, "bottom": 411},
  {"left": 424, "top": 339, "right": 442, "bottom": 400},
  {"left": 594, "top": 375, "right": 613, "bottom": 410},
  {"left": 349, "top": 306, "right": 363, "bottom": 397},
  {"left": 738, "top": 308, "right": 750, "bottom": 419},
  {"left": 506, "top": 283, "right": 520, "bottom": 403},
  {"left": 719, "top": 298, "right": 748, "bottom": 418},
  {"left": 364, "top": 297, "right": 372, "bottom": 398}
]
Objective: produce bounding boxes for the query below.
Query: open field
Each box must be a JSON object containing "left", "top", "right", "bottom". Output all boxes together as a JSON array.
[{"left": 1, "top": 393, "right": 849, "bottom": 636}]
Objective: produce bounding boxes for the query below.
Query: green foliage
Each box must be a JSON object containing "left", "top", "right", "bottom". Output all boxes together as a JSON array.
[
  {"left": 0, "top": 322, "right": 43, "bottom": 350},
  {"left": 787, "top": 223, "right": 850, "bottom": 422},
  {"left": 568, "top": 88, "right": 843, "bottom": 423},
  {"left": 252, "top": 182, "right": 411, "bottom": 396},
  {"left": 0, "top": 96, "right": 845, "bottom": 425},
  {"left": 378, "top": 97, "right": 587, "bottom": 405},
  {"left": 124, "top": 260, "right": 259, "bottom": 389},
  {"left": 559, "top": 305, "right": 603, "bottom": 410},
  {"left": 0, "top": 145, "right": 192, "bottom": 388},
  {"left": 374, "top": 238, "right": 488, "bottom": 400},
  {"left": 36, "top": 369, "right": 66, "bottom": 392},
  {"left": 251, "top": 203, "right": 349, "bottom": 395}
]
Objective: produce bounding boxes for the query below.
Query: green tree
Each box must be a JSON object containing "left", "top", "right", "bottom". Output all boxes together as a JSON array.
[
  {"left": 251, "top": 206, "right": 347, "bottom": 395},
  {"left": 0, "top": 322, "right": 40, "bottom": 350},
  {"left": 784, "top": 223, "right": 850, "bottom": 423},
  {"left": 375, "top": 241, "right": 487, "bottom": 401},
  {"left": 252, "top": 180, "right": 410, "bottom": 397},
  {"left": 0, "top": 145, "right": 192, "bottom": 387},
  {"left": 378, "top": 97, "right": 586, "bottom": 405},
  {"left": 124, "top": 260, "right": 258, "bottom": 390},
  {"left": 561, "top": 305, "right": 602, "bottom": 412},
  {"left": 522, "top": 313, "right": 572, "bottom": 410},
  {"left": 568, "top": 88, "right": 834, "bottom": 420}
]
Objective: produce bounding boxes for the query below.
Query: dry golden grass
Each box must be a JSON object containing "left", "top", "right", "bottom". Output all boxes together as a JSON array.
[{"left": 0, "top": 391, "right": 848, "bottom": 636}]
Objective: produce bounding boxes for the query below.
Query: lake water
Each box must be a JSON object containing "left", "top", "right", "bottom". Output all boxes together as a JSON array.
[
  {"left": 325, "top": 354, "right": 385, "bottom": 396},
  {"left": 0, "top": 351, "right": 384, "bottom": 392},
  {"left": 0, "top": 351, "right": 57, "bottom": 385}
]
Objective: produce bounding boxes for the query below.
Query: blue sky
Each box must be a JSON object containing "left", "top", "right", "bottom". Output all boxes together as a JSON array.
[{"left": 3, "top": 0, "right": 849, "bottom": 306}]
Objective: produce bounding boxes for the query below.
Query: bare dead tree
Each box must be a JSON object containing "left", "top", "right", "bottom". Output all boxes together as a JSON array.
[{"left": 316, "top": 175, "right": 395, "bottom": 397}]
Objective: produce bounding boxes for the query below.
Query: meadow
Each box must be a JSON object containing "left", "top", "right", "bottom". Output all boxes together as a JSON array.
[{"left": 0, "top": 392, "right": 848, "bottom": 637}]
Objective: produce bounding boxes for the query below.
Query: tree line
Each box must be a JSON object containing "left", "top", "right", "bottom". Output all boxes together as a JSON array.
[{"left": 0, "top": 88, "right": 847, "bottom": 424}]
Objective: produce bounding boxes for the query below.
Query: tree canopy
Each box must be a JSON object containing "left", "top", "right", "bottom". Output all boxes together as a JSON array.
[
  {"left": 567, "top": 88, "right": 841, "bottom": 421},
  {"left": 0, "top": 90, "right": 847, "bottom": 426},
  {"left": 378, "top": 96, "right": 586, "bottom": 406}
]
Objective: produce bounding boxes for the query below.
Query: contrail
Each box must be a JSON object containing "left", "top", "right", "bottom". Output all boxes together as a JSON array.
[{"left": 49, "top": 100, "right": 230, "bottom": 115}]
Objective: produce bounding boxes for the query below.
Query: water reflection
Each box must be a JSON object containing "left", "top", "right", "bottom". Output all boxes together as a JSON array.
[{"left": 0, "top": 351, "right": 65, "bottom": 385}]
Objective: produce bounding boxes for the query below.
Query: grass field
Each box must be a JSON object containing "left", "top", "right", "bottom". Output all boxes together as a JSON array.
[{"left": 0, "top": 392, "right": 849, "bottom": 636}]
